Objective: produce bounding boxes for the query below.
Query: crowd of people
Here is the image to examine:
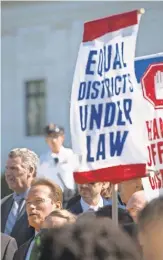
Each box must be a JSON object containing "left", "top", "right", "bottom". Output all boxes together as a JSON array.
[{"left": 1, "top": 123, "right": 163, "bottom": 260}]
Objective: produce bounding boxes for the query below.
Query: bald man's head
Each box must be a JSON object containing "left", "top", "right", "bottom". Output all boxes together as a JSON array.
[{"left": 126, "top": 190, "right": 147, "bottom": 223}]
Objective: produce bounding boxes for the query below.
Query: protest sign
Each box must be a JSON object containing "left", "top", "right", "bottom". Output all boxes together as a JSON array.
[
  {"left": 70, "top": 10, "right": 148, "bottom": 184},
  {"left": 142, "top": 171, "right": 163, "bottom": 201},
  {"left": 135, "top": 53, "right": 163, "bottom": 200}
]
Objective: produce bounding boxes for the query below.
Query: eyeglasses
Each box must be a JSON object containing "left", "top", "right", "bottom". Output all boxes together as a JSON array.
[{"left": 26, "top": 198, "right": 52, "bottom": 207}]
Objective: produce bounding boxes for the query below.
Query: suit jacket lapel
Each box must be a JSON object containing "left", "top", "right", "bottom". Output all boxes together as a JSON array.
[
  {"left": 1, "top": 195, "right": 13, "bottom": 232},
  {"left": 23, "top": 237, "right": 34, "bottom": 259},
  {"left": 11, "top": 205, "right": 28, "bottom": 237},
  {"left": 14, "top": 237, "right": 34, "bottom": 260},
  {"left": 75, "top": 201, "right": 83, "bottom": 215}
]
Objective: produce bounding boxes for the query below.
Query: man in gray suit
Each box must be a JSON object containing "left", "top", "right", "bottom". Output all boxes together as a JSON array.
[
  {"left": 1, "top": 233, "right": 17, "bottom": 260},
  {"left": 1, "top": 148, "right": 39, "bottom": 247}
]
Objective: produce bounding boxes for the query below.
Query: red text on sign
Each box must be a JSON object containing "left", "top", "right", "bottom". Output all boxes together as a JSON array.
[
  {"left": 149, "top": 172, "right": 163, "bottom": 190},
  {"left": 146, "top": 117, "right": 163, "bottom": 141},
  {"left": 147, "top": 141, "right": 163, "bottom": 166}
]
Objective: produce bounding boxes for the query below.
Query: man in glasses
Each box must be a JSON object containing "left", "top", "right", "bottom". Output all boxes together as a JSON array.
[
  {"left": 38, "top": 123, "right": 78, "bottom": 206},
  {"left": 14, "top": 178, "right": 63, "bottom": 260},
  {"left": 68, "top": 182, "right": 112, "bottom": 215}
]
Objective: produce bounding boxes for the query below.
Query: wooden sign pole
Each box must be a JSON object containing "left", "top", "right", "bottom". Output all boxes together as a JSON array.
[{"left": 112, "top": 183, "right": 118, "bottom": 227}]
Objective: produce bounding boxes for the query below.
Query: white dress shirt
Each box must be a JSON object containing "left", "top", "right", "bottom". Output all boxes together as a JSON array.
[
  {"left": 25, "top": 231, "right": 39, "bottom": 260},
  {"left": 80, "top": 196, "right": 104, "bottom": 213},
  {"left": 38, "top": 146, "right": 79, "bottom": 191}
]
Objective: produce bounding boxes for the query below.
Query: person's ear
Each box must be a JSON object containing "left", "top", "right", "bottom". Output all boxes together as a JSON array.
[
  {"left": 61, "top": 135, "right": 64, "bottom": 143},
  {"left": 54, "top": 201, "right": 62, "bottom": 210},
  {"left": 27, "top": 166, "right": 35, "bottom": 179}
]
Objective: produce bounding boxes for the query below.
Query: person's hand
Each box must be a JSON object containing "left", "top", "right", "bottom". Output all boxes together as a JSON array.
[{"left": 154, "top": 71, "right": 163, "bottom": 99}]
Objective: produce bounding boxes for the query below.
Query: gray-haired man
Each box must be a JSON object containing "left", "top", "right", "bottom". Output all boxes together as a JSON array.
[{"left": 1, "top": 148, "right": 39, "bottom": 247}]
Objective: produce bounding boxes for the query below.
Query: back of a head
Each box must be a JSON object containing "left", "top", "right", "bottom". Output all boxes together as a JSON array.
[
  {"left": 138, "top": 196, "right": 163, "bottom": 231},
  {"left": 137, "top": 197, "right": 163, "bottom": 260},
  {"left": 49, "top": 209, "right": 77, "bottom": 223},
  {"left": 96, "top": 205, "right": 134, "bottom": 225},
  {"left": 39, "top": 217, "right": 141, "bottom": 260},
  {"left": 126, "top": 190, "right": 147, "bottom": 211}
]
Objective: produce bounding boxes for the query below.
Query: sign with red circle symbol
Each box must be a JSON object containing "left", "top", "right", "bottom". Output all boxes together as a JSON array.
[{"left": 141, "top": 63, "right": 163, "bottom": 109}]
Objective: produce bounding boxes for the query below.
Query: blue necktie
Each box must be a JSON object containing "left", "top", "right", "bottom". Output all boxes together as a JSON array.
[{"left": 4, "top": 195, "right": 24, "bottom": 235}]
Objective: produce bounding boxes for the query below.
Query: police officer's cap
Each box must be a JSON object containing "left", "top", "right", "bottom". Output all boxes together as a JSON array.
[{"left": 44, "top": 123, "right": 64, "bottom": 137}]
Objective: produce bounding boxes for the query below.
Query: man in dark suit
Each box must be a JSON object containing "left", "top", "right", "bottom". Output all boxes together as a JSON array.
[
  {"left": 67, "top": 182, "right": 114, "bottom": 215},
  {"left": 13, "top": 238, "right": 32, "bottom": 260},
  {"left": 1, "top": 148, "right": 39, "bottom": 247},
  {"left": 1, "top": 233, "right": 18, "bottom": 260},
  {"left": 14, "top": 178, "right": 63, "bottom": 260}
]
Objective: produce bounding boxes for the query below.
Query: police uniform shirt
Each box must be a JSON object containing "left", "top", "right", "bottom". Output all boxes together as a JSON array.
[{"left": 38, "top": 146, "right": 78, "bottom": 191}]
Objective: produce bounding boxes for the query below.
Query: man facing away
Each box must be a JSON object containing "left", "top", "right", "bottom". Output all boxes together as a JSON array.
[
  {"left": 38, "top": 123, "right": 78, "bottom": 205},
  {"left": 1, "top": 148, "right": 39, "bottom": 246},
  {"left": 126, "top": 190, "right": 147, "bottom": 223},
  {"left": 137, "top": 197, "right": 163, "bottom": 260},
  {"left": 14, "top": 178, "right": 63, "bottom": 260},
  {"left": 39, "top": 217, "right": 141, "bottom": 260},
  {"left": 42, "top": 209, "right": 77, "bottom": 229}
]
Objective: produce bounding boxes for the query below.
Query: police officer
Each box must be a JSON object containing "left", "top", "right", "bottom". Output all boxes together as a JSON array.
[{"left": 38, "top": 123, "right": 78, "bottom": 206}]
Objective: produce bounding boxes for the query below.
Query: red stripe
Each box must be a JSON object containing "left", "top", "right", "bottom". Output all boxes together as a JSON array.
[
  {"left": 83, "top": 10, "right": 138, "bottom": 42},
  {"left": 74, "top": 163, "right": 146, "bottom": 184}
]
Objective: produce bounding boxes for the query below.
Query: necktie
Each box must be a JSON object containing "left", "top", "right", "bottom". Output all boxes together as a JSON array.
[
  {"left": 4, "top": 196, "right": 24, "bottom": 235},
  {"left": 30, "top": 233, "right": 41, "bottom": 260},
  {"left": 53, "top": 157, "right": 59, "bottom": 164}
]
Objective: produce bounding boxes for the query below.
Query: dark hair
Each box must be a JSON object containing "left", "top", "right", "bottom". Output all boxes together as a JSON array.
[
  {"left": 31, "top": 178, "right": 63, "bottom": 204},
  {"left": 44, "top": 124, "right": 64, "bottom": 137},
  {"left": 39, "top": 217, "right": 141, "bottom": 260},
  {"left": 138, "top": 196, "right": 163, "bottom": 232},
  {"left": 123, "top": 223, "right": 138, "bottom": 239},
  {"left": 96, "top": 205, "right": 134, "bottom": 225}
]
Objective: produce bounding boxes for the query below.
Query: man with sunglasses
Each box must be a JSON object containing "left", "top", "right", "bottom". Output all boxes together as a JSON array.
[{"left": 38, "top": 123, "right": 78, "bottom": 206}]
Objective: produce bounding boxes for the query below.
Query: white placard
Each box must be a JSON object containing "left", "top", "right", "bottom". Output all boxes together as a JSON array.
[
  {"left": 70, "top": 10, "right": 148, "bottom": 184},
  {"left": 142, "top": 172, "right": 163, "bottom": 201}
]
